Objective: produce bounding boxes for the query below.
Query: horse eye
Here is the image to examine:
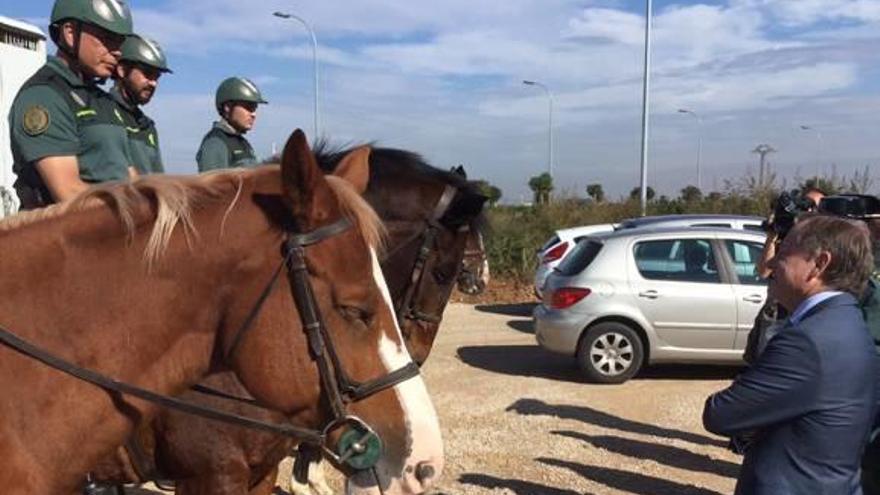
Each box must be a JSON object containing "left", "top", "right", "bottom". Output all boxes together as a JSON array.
[
  {"left": 432, "top": 267, "right": 454, "bottom": 285},
  {"left": 340, "top": 306, "right": 373, "bottom": 326}
]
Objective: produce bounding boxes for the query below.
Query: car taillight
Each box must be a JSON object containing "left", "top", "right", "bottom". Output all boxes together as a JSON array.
[
  {"left": 550, "top": 287, "right": 591, "bottom": 309},
  {"left": 542, "top": 242, "right": 570, "bottom": 263}
]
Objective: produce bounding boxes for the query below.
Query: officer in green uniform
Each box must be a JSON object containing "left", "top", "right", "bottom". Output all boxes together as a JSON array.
[
  {"left": 9, "top": 0, "right": 136, "bottom": 210},
  {"left": 196, "top": 77, "right": 267, "bottom": 172},
  {"left": 110, "top": 34, "right": 172, "bottom": 174}
]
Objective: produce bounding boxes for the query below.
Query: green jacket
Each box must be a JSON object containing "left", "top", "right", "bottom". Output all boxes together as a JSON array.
[
  {"left": 110, "top": 86, "right": 164, "bottom": 174},
  {"left": 9, "top": 56, "right": 133, "bottom": 209},
  {"left": 196, "top": 120, "right": 257, "bottom": 172}
]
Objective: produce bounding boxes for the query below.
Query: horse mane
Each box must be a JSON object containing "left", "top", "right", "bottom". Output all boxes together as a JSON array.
[
  {"left": 312, "top": 140, "right": 489, "bottom": 235},
  {"left": 0, "top": 172, "right": 245, "bottom": 267},
  {"left": 0, "top": 168, "right": 386, "bottom": 265},
  {"left": 325, "top": 175, "right": 386, "bottom": 253}
]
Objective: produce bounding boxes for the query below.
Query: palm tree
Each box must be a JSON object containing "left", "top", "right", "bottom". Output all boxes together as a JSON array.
[{"left": 528, "top": 173, "right": 554, "bottom": 205}]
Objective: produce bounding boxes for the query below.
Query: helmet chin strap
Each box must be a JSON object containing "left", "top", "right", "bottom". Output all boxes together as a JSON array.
[{"left": 57, "top": 21, "right": 110, "bottom": 85}]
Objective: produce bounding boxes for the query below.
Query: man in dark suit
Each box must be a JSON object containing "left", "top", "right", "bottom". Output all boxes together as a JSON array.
[{"left": 703, "top": 215, "right": 879, "bottom": 495}]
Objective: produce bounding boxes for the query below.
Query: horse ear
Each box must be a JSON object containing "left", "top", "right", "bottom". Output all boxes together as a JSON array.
[
  {"left": 333, "top": 146, "right": 371, "bottom": 194},
  {"left": 280, "top": 129, "right": 324, "bottom": 219}
]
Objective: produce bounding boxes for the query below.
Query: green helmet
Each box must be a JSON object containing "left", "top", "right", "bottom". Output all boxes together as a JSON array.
[
  {"left": 215, "top": 77, "right": 268, "bottom": 113},
  {"left": 120, "top": 35, "right": 172, "bottom": 73},
  {"left": 51, "top": 0, "right": 133, "bottom": 36}
]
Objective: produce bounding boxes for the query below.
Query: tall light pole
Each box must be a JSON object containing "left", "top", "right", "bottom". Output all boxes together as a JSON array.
[
  {"left": 273, "top": 11, "right": 320, "bottom": 140},
  {"left": 638, "top": 0, "right": 653, "bottom": 216},
  {"left": 752, "top": 144, "right": 776, "bottom": 188},
  {"left": 677, "top": 108, "right": 702, "bottom": 190},
  {"left": 799, "top": 125, "right": 823, "bottom": 180},
  {"left": 522, "top": 80, "right": 554, "bottom": 179}
]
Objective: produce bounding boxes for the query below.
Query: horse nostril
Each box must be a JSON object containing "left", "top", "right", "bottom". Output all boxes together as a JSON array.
[{"left": 415, "top": 461, "right": 436, "bottom": 484}]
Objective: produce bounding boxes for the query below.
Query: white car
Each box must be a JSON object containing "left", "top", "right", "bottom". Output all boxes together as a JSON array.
[
  {"left": 534, "top": 224, "right": 617, "bottom": 298},
  {"left": 615, "top": 214, "right": 764, "bottom": 232}
]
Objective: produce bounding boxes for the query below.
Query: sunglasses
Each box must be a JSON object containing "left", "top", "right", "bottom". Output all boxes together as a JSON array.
[{"left": 233, "top": 101, "right": 259, "bottom": 113}]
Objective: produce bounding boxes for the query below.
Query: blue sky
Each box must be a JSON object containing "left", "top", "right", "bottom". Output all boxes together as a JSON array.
[{"left": 3, "top": 0, "right": 879, "bottom": 201}]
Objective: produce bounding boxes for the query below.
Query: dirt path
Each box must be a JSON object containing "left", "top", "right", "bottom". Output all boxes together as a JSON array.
[
  {"left": 136, "top": 302, "right": 742, "bottom": 494},
  {"left": 421, "top": 302, "right": 741, "bottom": 495}
]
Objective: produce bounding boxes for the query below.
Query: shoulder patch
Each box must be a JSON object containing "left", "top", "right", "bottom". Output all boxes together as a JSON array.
[{"left": 23, "top": 105, "right": 50, "bottom": 136}]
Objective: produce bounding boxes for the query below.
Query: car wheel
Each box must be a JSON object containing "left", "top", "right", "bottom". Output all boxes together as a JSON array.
[{"left": 576, "top": 322, "right": 644, "bottom": 384}]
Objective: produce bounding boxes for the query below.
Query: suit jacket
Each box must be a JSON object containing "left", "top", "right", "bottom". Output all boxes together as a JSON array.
[{"left": 703, "top": 293, "right": 880, "bottom": 495}]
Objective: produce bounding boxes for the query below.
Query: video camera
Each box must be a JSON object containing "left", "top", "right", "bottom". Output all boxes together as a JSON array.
[
  {"left": 818, "top": 194, "right": 880, "bottom": 221},
  {"left": 762, "top": 190, "right": 818, "bottom": 238},
  {"left": 764, "top": 192, "right": 880, "bottom": 239}
]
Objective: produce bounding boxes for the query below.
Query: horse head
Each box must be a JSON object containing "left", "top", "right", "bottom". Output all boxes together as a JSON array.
[
  {"left": 226, "top": 130, "right": 444, "bottom": 494},
  {"left": 339, "top": 150, "right": 488, "bottom": 366}
]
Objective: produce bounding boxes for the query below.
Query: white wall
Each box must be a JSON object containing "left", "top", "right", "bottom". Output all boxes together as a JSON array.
[{"left": 0, "top": 18, "right": 47, "bottom": 217}]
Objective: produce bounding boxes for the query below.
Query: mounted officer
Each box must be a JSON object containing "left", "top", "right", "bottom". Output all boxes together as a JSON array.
[
  {"left": 110, "top": 34, "right": 171, "bottom": 174},
  {"left": 196, "top": 77, "right": 267, "bottom": 171},
  {"left": 9, "top": 0, "right": 135, "bottom": 210}
]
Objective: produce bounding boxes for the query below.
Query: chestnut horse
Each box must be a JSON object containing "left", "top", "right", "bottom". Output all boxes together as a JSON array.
[
  {"left": 0, "top": 130, "right": 443, "bottom": 495},
  {"left": 89, "top": 144, "right": 488, "bottom": 494}
]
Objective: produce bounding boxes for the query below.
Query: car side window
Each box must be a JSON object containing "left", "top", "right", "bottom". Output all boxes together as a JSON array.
[
  {"left": 634, "top": 239, "right": 720, "bottom": 283},
  {"left": 693, "top": 223, "right": 731, "bottom": 228},
  {"left": 724, "top": 240, "right": 766, "bottom": 285}
]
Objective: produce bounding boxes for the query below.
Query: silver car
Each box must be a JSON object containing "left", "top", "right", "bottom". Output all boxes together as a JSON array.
[{"left": 534, "top": 226, "right": 767, "bottom": 383}]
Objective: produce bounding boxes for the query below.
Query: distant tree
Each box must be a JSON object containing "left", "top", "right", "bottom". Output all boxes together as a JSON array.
[
  {"left": 474, "top": 180, "right": 503, "bottom": 207},
  {"left": 680, "top": 185, "right": 703, "bottom": 203},
  {"left": 629, "top": 186, "right": 655, "bottom": 201},
  {"left": 707, "top": 191, "right": 723, "bottom": 202},
  {"left": 528, "top": 173, "right": 554, "bottom": 205},
  {"left": 848, "top": 165, "right": 875, "bottom": 194},
  {"left": 586, "top": 183, "right": 605, "bottom": 203}
]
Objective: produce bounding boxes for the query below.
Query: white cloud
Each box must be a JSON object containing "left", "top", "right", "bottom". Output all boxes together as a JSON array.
[
  {"left": 130, "top": 0, "right": 879, "bottom": 199},
  {"left": 731, "top": 0, "right": 880, "bottom": 26}
]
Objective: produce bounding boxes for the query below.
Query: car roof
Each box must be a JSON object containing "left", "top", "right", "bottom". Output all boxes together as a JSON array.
[
  {"left": 556, "top": 223, "right": 617, "bottom": 237},
  {"left": 617, "top": 214, "right": 762, "bottom": 229},
  {"left": 588, "top": 225, "right": 766, "bottom": 242}
]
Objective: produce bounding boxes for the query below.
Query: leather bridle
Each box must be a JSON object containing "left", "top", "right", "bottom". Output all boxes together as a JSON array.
[
  {"left": 457, "top": 229, "right": 488, "bottom": 294},
  {"left": 0, "top": 216, "right": 420, "bottom": 472},
  {"left": 385, "top": 185, "right": 462, "bottom": 327}
]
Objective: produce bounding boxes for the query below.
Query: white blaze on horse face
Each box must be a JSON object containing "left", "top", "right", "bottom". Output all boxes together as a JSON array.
[{"left": 362, "top": 248, "right": 444, "bottom": 493}]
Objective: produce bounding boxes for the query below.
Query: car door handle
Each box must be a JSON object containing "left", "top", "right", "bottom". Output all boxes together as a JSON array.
[
  {"left": 638, "top": 290, "right": 659, "bottom": 299},
  {"left": 743, "top": 294, "right": 764, "bottom": 304}
]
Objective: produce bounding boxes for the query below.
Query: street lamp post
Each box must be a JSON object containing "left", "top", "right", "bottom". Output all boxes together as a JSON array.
[
  {"left": 638, "top": 0, "right": 653, "bottom": 216},
  {"left": 799, "top": 125, "right": 823, "bottom": 180},
  {"left": 522, "top": 80, "right": 554, "bottom": 179},
  {"left": 273, "top": 11, "right": 320, "bottom": 140},
  {"left": 677, "top": 108, "right": 702, "bottom": 190}
]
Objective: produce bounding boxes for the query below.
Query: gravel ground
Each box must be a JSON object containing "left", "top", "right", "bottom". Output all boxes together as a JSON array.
[
  {"left": 136, "top": 302, "right": 743, "bottom": 494},
  {"left": 421, "top": 302, "right": 741, "bottom": 495}
]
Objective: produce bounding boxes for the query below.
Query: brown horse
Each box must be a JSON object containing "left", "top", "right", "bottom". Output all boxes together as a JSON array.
[
  {"left": 0, "top": 130, "right": 443, "bottom": 495},
  {"left": 88, "top": 144, "right": 488, "bottom": 494}
]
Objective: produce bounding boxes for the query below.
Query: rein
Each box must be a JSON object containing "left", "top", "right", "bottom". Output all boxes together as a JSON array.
[{"left": 0, "top": 215, "right": 420, "bottom": 472}]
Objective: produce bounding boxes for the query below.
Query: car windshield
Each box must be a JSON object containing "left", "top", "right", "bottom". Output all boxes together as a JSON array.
[{"left": 556, "top": 239, "right": 603, "bottom": 275}]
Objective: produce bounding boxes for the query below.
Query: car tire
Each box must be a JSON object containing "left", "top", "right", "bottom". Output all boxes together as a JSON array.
[{"left": 576, "top": 322, "right": 644, "bottom": 384}]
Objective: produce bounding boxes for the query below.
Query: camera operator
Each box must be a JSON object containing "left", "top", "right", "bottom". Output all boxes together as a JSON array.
[{"left": 745, "top": 187, "right": 825, "bottom": 363}]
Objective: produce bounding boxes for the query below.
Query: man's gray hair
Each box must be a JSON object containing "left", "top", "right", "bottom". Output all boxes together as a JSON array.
[{"left": 790, "top": 215, "right": 874, "bottom": 296}]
